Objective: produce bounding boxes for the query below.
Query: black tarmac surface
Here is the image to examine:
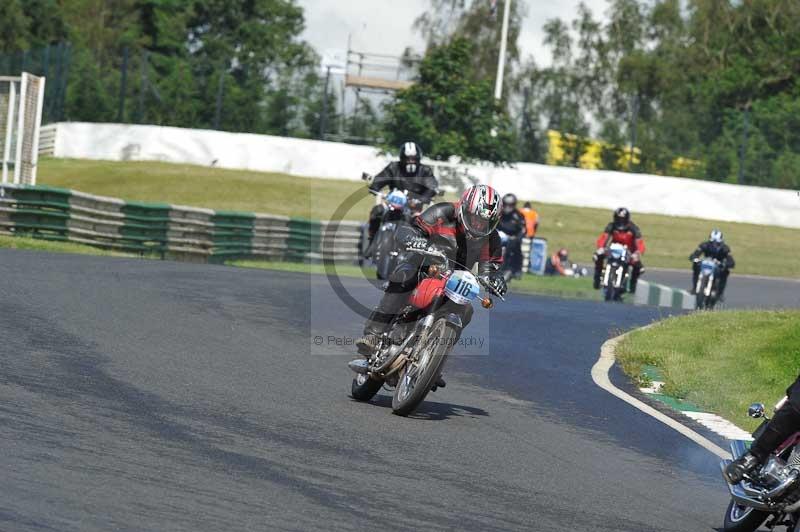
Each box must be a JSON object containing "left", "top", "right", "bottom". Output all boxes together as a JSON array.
[{"left": 1, "top": 250, "right": 741, "bottom": 531}]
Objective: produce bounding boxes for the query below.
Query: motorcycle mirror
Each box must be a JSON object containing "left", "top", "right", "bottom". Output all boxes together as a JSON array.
[
  {"left": 362, "top": 172, "right": 372, "bottom": 181},
  {"left": 748, "top": 403, "right": 766, "bottom": 419}
]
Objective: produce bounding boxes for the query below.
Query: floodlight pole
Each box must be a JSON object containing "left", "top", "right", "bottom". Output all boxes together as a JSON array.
[{"left": 494, "top": 0, "right": 512, "bottom": 100}]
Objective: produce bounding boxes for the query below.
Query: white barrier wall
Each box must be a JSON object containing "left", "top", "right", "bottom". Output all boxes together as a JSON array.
[{"left": 51, "top": 122, "right": 800, "bottom": 229}]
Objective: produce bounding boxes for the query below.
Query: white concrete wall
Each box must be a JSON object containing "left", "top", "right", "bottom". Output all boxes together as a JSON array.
[{"left": 51, "top": 122, "right": 800, "bottom": 229}]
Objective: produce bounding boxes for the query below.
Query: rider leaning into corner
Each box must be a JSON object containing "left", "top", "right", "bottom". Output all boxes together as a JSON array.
[
  {"left": 689, "top": 229, "right": 735, "bottom": 300},
  {"left": 593, "top": 207, "right": 646, "bottom": 293},
  {"left": 356, "top": 184, "right": 509, "bottom": 384},
  {"left": 725, "top": 377, "right": 800, "bottom": 484},
  {"left": 366, "top": 141, "right": 439, "bottom": 246}
]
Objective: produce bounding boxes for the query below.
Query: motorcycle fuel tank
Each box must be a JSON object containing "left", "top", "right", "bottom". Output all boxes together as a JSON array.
[{"left": 409, "top": 277, "right": 446, "bottom": 309}]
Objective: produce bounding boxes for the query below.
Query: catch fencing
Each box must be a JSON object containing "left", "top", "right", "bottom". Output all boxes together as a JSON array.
[{"left": 0, "top": 184, "right": 361, "bottom": 263}]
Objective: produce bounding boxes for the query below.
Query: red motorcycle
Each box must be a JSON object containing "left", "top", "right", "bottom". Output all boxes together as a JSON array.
[{"left": 348, "top": 244, "right": 503, "bottom": 416}]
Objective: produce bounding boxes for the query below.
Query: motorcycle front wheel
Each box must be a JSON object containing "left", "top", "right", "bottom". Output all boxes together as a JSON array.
[
  {"left": 722, "top": 498, "right": 768, "bottom": 532},
  {"left": 695, "top": 293, "right": 706, "bottom": 310},
  {"left": 392, "top": 318, "right": 456, "bottom": 416}
]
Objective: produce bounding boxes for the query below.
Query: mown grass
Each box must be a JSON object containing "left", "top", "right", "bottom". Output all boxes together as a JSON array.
[
  {"left": 616, "top": 310, "right": 800, "bottom": 430},
  {"left": 0, "top": 234, "right": 132, "bottom": 257},
  {"left": 227, "top": 259, "right": 598, "bottom": 300},
  {"left": 37, "top": 158, "right": 800, "bottom": 278}
]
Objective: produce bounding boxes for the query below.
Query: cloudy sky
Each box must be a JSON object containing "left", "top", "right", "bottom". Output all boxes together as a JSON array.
[{"left": 296, "top": 0, "right": 609, "bottom": 66}]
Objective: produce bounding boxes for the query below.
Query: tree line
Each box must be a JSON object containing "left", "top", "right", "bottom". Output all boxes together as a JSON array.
[{"left": 1, "top": 0, "right": 798, "bottom": 189}]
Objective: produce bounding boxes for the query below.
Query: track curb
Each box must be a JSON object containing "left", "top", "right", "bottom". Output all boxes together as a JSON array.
[{"left": 591, "top": 327, "right": 733, "bottom": 459}]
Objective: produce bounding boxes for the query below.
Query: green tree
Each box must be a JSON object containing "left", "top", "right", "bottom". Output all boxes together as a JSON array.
[
  {"left": 415, "top": 0, "right": 524, "bottom": 91},
  {"left": 383, "top": 38, "right": 515, "bottom": 163}
]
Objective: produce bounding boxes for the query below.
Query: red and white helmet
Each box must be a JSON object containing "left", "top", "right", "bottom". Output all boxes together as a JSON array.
[{"left": 458, "top": 184, "right": 501, "bottom": 238}]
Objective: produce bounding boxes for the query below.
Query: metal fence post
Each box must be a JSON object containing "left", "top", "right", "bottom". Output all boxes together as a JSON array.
[
  {"left": 118, "top": 47, "right": 129, "bottom": 122},
  {"left": 213, "top": 63, "right": 225, "bottom": 130}
]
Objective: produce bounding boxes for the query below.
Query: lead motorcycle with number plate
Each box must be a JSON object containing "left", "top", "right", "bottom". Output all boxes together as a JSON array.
[
  {"left": 348, "top": 244, "right": 503, "bottom": 416},
  {"left": 721, "top": 398, "right": 800, "bottom": 532}
]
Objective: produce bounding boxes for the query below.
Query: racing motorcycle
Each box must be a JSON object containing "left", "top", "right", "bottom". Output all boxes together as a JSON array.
[
  {"left": 348, "top": 244, "right": 504, "bottom": 416},
  {"left": 357, "top": 173, "right": 422, "bottom": 279},
  {"left": 695, "top": 257, "right": 722, "bottom": 310},
  {"left": 600, "top": 242, "right": 631, "bottom": 302},
  {"left": 720, "top": 398, "right": 800, "bottom": 532},
  {"left": 369, "top": 189, "right": 415, "bottom": 280}
]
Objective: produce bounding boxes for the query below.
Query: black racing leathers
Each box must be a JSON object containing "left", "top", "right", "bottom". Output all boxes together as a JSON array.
[
  {"left": 497, "top": 209, "right": 526, "bottom": 276},
  {"left": 367, "top": 162, "right": 439, "bottom": 238},
  {"left": 690, "top": 241, "right": 735, "bottom": 296},
  {"left": 749, "top": 376, "right": 800, "bottom": 462},
  {"left": 364, "top": 202, "right": 503, "bottom": 336}
]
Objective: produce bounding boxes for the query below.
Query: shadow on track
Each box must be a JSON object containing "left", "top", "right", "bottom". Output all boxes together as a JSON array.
[{"left": 354, "top": 394, "right": 489, "bottom": 421}]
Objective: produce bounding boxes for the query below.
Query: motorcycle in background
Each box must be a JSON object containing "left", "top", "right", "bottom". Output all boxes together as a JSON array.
[
  {"left": 695, "top": 257, "right": 723, "bottom": 310},
  {"left": 600, "top": 242, "right": 631, "bottom": 302},
  {"left": 357, "top": 173, "right": 420, "bottom": 279},
  {"left": 720, "top": 398, "right": 800, "bottom": 532},
  {"left": 348, "top": 244, "right": 504, "bottom": 416}
]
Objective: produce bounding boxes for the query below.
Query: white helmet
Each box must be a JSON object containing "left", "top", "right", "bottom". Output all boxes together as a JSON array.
[{"left": 709, "top": 229, "right": 723, "bottom": 243}]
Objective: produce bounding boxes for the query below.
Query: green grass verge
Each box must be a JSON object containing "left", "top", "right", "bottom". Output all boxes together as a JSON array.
[
  {"left": 38, "top": 158, "right": 800, "bottom": 278},
  {"left": 0, "top": 234, "right": 132, "bottom": 257},
  {"left": 227, "top": 259, "right": 598, "bottom": 300},
  {"left": 616, "top": 310, "right": 800, "bottom": 430}
]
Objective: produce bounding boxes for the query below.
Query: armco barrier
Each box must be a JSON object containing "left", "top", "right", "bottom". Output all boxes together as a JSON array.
[{"left": 0, "top": 184, "right": 362, "bottom": 263}]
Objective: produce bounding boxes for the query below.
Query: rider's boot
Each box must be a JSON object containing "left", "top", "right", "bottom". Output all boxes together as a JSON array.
[
  {"left": 725, "top": 403, "right": 800, "bottom": 483},
  {"left": 724, "top": 452, "right": 761, "bottom": 484},
  {"left": 431, "top": 375, "right": 447, "bottom": 392},
  {"left": 356, "top": 291, "right": 409, "bottom": 355}
]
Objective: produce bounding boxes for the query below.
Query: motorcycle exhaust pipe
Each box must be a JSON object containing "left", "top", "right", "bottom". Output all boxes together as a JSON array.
[
  {"left": 348, "top": 359, "right": 369, "bottom": 374},
  {"left": 719, "top": 460, "right": 774, "bottom": 512},
  {"left": 721, "top": 441, "right": 800, "bottom": 510}
]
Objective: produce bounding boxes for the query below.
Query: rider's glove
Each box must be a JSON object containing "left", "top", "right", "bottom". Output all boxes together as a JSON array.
[
  {"left": 484, "top": 274, "right": 508, "bottom": 297},
  {"left": 593, "top": 247, "right": 606, "bottom": 261},
  {"left": 630, "top": 251, "right": 641, "bottom": 263},
  {"left": 406, "top": 236, "right": 429, "bottom": 251}
]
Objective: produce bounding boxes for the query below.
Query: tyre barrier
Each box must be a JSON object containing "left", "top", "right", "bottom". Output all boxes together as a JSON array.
[
  {"left": 0, "top": 185, "right": 362, "bottom": 263},
  {"left": 634, "top": 280, "right": 694, "bottom": 310}
]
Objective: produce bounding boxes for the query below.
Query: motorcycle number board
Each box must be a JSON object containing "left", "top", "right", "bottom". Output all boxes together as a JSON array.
[{"left": 445, "top": 270, "right": 481, "bottom": 305}]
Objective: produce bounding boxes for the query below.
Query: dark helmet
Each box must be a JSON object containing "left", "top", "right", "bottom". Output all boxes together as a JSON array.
[
  {"left": 458, "top": 184, "right": 501, "bottom": 239},
  {"left": 613, "top": 207, "right": 631, "bottom": 231},
  {"left": 399, "top": 141, "right": 422, "bottom": 177},
  {"left": 502, "top": 193, "right": 517, "bottom": 214}
]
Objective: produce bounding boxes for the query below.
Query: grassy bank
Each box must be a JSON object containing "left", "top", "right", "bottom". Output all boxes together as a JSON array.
[
  {"left": 617, "top": 310, "right": 800, "bottom": 429},
  {"left": 37, "top": 158, "right": 800, "bottom": 278},
  {"left": 227, "top": 260, "right": 598, "bottom": 300},
  {"left": 0, "top": 234, "right": 132, "bottom": 257}
]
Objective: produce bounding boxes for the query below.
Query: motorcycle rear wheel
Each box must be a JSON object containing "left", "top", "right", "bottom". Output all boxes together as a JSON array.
[
  {"left": 391, "top": 318, "right": 455, "bottom": 416},
  {"left": 351, "top": 373, "right": 383, "bottom": 402},
  {"left": 722, "top": 498, "right": 768, "bottom": 532}
]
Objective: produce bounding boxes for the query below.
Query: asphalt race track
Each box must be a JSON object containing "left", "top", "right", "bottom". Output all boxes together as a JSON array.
[
  {"left": 0, "top": 250, "right": 744, "bottom": 531},
  {"left": 647, "top": 268, "right": 800, "bottom": 309}
]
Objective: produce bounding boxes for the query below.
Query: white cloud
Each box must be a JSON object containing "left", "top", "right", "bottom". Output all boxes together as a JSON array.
[{"left": 297, "top": 0, "right": 609, "bottom": 65}]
